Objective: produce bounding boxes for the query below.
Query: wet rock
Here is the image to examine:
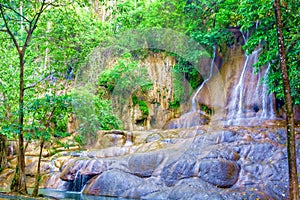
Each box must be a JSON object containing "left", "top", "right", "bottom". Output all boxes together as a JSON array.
[
  {"left": 246, "top": 143, "right": 276, "bottom": 162},
  {"left": 161, "top": 159, "right": 197, "bottom": 186},
  {"left": 0, "top": 168, "right": 14, "bottom": 188},
  {"left": 219, "top": 130, "right": 238, "bottom": 143},
  {"left": 145, "top": 133, "right": 162, "bottom": 143},
  {"left": 198, "top": 159, "right": 240, "bottom": 187},
  {"left": 201, "top": 146, "right": 240, "bottom": 161},
  {"left": 165, "top": 111, "right": 210, "bottom": 129},
  {"left": 83, "top": 169, "right": 144, "bottom": 198},
  {"left": 191, "top": 193, "right": 224, "bottom": 200},
  {"left": 87, "top": 147, "right": 132, "bottom": 158},
  {"left": 25, "top": 157, "right": 51, "bottom": 176},
  {"left": 60, "top": 159, "right": 110, "bottom": 192},
  {"left": 127, "top": 181, "right": 165, "bottom": 198},
  {"left": 221, "top": 189, "right": 273, "bottom": 200},
  {"left": 264, "top": 181, "right": 289, "bottom": 199},
  {"left": 93, "top": 130, "right": 127, "bottom": 149},
  {"left": 60, "top": 159, "right": 107, "bottom": 181},
  {"left": 168, "top": 178, "right": 217, "bottom": 199},
  {"left": 128, "top": 151, "right": 164, "bottom": 177},
  {"left": 15, "top": 126, "right": 298, "bottom": 200},
  {"left": 45, "top": 173, "right": 69, "bottom": 189}
]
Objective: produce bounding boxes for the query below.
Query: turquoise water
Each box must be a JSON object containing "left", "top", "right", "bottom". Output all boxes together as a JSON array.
[{"left": 0, "top": 188, "right": 125, "bottom": 200}]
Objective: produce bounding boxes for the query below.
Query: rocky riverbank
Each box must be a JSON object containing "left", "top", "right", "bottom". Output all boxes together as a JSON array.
[{"left": 29, "top": 124, "right": 300, "bottom": 199}]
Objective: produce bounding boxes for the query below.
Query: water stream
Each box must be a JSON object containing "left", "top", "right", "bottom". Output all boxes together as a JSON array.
[
  {"left": 191, "top": 46, "right": 216, "bottom": 112},
  {"left": 226, "top": 47, "right": 275, "bottom": 125},
  {"left": 166, "top": 47, "right": 216, "bottom": 129}
]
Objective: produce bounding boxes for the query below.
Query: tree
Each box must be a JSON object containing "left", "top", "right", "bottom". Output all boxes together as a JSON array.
[
  {"left": 273, "top": 1, "right": 299, "bottom": 199},
  {"left": 0, "top": 1, "right": 54, "bottom": 194},
  {"left": 0, "top": 0, "right": 103, "bottom": 194},
  {"left": 26, "top": 94, "right": 72, "bottom": 196}
]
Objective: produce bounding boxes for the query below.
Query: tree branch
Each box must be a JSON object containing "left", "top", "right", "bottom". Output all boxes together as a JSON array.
[
  {"left": 0, "top": 29, "right": 8, "bottom": 32},
  {"left": 0, "top": 4, "right": 21, "bottom": 54},
  {"left": 22, "top": 0, "right": 47, "bottom": 54},
  {"left": 0, "top": 4, "right": 31, "bottom": 23},
  {"left": 24, "top": 73, "right": 53, "bottom": 90}
]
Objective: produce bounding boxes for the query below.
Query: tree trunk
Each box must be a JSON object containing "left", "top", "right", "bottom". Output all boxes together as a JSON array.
[
  {"left": 0, "top": 134, "right": 7, "bottom": 171},
  {"left": 273, "top": 0, "right": 299, "bottom": 199},
  {"left": 32, "top": 138, "right": 44, "bottom": 197},
  {"left": 11, "top": 55, "right": 27, "bottom": 194}
]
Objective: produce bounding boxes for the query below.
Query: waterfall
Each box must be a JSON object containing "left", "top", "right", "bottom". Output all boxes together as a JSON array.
[
  {"left": 68, "top": 172, "right": 91, "bottom": 192},
  {"left": 124, "top": 131, "right": 133, "bottom": 146},
  {"left": 8, "top": 142, "right": 14, "bottom": 156},
  {"left": 191, "top": 46, "right": 216, "bottom": 112},
  {"left": 226, "top": 47, "right": 275, "bottom": 125},
  {"left": 261, "top": 63, "right": 275, "bottom": 119},
  {"left": 165, "top": 48, "right": 216, "bottom": 129}
]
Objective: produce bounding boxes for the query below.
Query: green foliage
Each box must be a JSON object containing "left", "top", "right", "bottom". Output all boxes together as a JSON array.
[
  {"left": 0, "top": 0, "right": 299, "bottom": 145},
  {"left": 0, "top": 1, "right": 103, "bottom": 142},
  {"left": 237, "top": 0, "right": 300, "bottom": 105},
  {"left": 98, "top": 53, "right": 151, "bottom": 93},
  {"left": 138, "top": 100, "right": 149, "bottom": 116},
  {"left": 25, "top": 94, "right": 72, "bottom": 142},
  {"left": 132, "top": 95, "right": 149, "bottom": 116},
  {"left": 132, "top": 95, "right": 139, "bottom": 106},
  {"left": 169, "top": 99, "right": 180, "bottom": 109},
  {"left": 173, "top": 58, "right": 200, "bottom": 90},
  {"left": 73, "top": 134, "right": 85, "bottom": 146},
  {"left": 94, "top": 98, "right": 123, "bottom": 130},
  {"left": 73, "top": 88, "right": 123, "bottom": 145},
  {"left": 201, "top": 104, "right": 212, "bottom": 115},
  {"left": 171, "top": 68, "right": 193, "bottom": 109}
]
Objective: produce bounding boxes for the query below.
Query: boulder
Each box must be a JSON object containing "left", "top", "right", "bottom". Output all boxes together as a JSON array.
[
  {"left": 128, "top": 151, "right": 164, "bottom": 177},
  {"left": 161, "top": 159, "right": 198, "bottom": 186},
  {"left": 168, "top": 178, "right": 218, "bottom": 199},
  {"left": 83, "top": 169, "right": 144, "bottom": 198},
  {"left": 198, "top": 159, "right": 240, "bottom": 187}
]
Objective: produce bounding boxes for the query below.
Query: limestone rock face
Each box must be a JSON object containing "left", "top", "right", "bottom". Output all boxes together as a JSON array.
[
  {"left": 116, "top": 53, "right": 181, "bottom": 130},
  {"left": 93, "top": 130, "right": 127, "bottom": 149},
  {"left": 165, "top": 110, "right": 210, "bottom": 129}
]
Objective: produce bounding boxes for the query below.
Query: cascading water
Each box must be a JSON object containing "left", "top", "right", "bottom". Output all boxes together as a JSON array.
[
  {"left": 261, "top": 64, "right": 275, "bottom": 119},
  {"left": 191, "top": 46, "right": 216, "bottom": 112},
  {"left": 166, "top": 47, "right": 216, "bottom": 129},
  {"left": 226, "top": 47, "right": 275, "bottom": 125}
]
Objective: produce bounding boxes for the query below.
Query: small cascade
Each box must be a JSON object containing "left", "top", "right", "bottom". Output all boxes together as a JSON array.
[
  {"left": 124, "top": 131, "right": 133, "bottom": 146},
  {"left": 226, "top": 47, "right": 275, "bottom": 125},
  {"left": 261, "top": 64, "right": 275, "bottom": 119},
  {"left": 166, "top": 47, "right": 216, "bottom": 129},
  {"left": 7, "top": 141, "right": 15, "bottom": 156},
  {"left": 191, "top": 46, "right": 216, "bottom": 112},
  {"left": 46, "top": 173, "right": 68, "bottom": 190},
  {"left": 63, "top": 159, "right": 102, "bottom": 193},
  {"left": 69, "top": 171, "right": 90, "bottom": 192}
]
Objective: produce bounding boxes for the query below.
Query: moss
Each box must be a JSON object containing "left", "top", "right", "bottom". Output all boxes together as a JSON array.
[
  {"left": 169, "top": 99, "right": 180, "bottom": 109},
  {"left": 132, "top": 95, "right": 138, "bottom": 106},
  {"left": 201, "top": 104, "right": 212, "bottom": 115},
  {"left": 132, "top": 95, "right": 149, "bottom": 116},
  {"left": 138, "top": 100, "right": 149, "bottom": 116}
]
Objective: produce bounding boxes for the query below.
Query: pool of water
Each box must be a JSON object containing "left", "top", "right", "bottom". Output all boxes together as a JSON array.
[{"left": 0, "top": 188, "right": 126, "bottom": 200}]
